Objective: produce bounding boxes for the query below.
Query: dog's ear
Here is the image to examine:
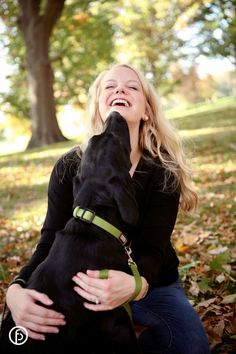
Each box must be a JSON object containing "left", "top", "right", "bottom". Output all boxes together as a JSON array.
[{"left": 109, "top": 176, "right": 139, "bottom": 225}]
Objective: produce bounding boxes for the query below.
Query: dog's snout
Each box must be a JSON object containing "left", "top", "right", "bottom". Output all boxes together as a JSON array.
[
  {"left": 106, "top": 111, "right": 126, "bottom": 126},
  {"left": 104, "top": 111, "right": 129, "bottom": 135}
]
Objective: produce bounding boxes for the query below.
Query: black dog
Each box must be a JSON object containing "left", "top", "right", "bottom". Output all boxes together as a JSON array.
[{"left": 1, "top": 112, "right": 140, "bottom": 354}]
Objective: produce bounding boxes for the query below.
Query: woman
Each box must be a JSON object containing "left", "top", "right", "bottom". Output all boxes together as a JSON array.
[{"left": 3, "top": 64, "right": 210, "bottom": 353}]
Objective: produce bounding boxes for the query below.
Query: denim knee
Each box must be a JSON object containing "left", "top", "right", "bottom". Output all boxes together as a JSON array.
[{"left": 132, "top": 281, "right": 211, "bottom": 354}]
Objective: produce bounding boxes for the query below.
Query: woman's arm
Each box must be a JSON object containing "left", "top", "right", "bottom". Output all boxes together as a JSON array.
[
  {"left": 15, "top": 152, "right": 77, "bottom": 283},
  {"left": 5, "top": 150, "right": 79, "bottom": 339}
]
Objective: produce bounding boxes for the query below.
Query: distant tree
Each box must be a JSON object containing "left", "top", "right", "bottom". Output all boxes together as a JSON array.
[
  {"left": 17, "top": 0, "right": 67, "bottom": 148},
  {"left": 50, "top": 1, "right": 115, "bottom": 108},
  {"left": 0, "top": 0, "right": 114, "bottom": 148},
  {"left": 171, "top": 65, "right": 218, "bottom": 103},
  {"left": 113, "top": 0, "right": 195, "bottom": 94},
  {"left": 186, "top": 0, "right": 236, "bottom": 64}
]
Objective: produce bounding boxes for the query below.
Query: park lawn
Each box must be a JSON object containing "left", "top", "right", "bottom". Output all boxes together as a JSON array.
[
  {"left": 169, "top": 101, "right": 236, "bottom": 353},
  {"left": 0, "top": 100, "right": 235, "bottom": 353}
]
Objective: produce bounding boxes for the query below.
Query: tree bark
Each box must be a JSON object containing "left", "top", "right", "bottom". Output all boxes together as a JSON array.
[{"left": 18, "top": 0, "right": 67, "bottom": 148}]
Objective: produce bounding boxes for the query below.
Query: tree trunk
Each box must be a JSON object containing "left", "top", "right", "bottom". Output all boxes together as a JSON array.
[
  {"left": 18, "top": 0, "right": 67, "bottom": 148},
  {"left": 26, "top": 30, "right": 67, "bottom": 148}
]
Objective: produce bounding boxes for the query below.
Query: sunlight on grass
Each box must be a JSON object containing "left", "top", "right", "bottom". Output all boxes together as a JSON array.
[
  {"left": 167, "top": 96, "right": 236, "bottom": 119},
  {"left": 180, "top": 125, "right": 236, "bottom": 138},
  {"left": 0, "top": 105, "right": 88, "bottom": 156},
  {"left": 11, "top": 200, "right": 47, "bottom": 223},
  {"left": 0, "top": 165, "right": 51, "bottom": 187},
  {"left": 0, "top": 140, "right": 79, "bottom": 161}
]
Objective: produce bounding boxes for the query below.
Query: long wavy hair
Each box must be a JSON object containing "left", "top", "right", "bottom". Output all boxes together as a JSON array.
[{"left": 87, "top": 63, "right": 198, "bottom": 212}]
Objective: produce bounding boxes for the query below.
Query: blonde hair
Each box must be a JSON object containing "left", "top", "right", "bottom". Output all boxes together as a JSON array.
[{"left": 87, "top": 63, "right": 198, "bottom": 212}]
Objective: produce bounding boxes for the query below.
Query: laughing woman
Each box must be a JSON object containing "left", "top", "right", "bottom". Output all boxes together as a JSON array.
[{"left": 1, "top": 64, "right": 210, "bottom": 354}]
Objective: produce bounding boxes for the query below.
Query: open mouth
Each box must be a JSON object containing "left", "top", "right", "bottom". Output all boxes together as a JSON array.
[{"left": 110, "top": 99, "right": 130, "bottom": 107}]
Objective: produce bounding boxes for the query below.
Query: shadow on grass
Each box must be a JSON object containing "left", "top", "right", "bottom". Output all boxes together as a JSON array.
[
  {"left": 183, "top": 128, "right": 236, "bottom": 157},
  {"left": 0, "top": 182, "right": 48, "bottom": 219},
  {"left": 0, "top": 154, "right": 62, "bottom": 169}
]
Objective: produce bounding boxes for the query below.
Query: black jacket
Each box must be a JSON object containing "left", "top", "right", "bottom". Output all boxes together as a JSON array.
[{"left": 18, "top": 148, "right": 180, "bottom": 288}]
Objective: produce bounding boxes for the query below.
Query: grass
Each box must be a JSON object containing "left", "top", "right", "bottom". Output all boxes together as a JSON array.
[
  {"left": 0, "top": 99, "right": 235, "bottom": 352},
  {"left": 166, "top": 96, "right": 236, "bottom": 119}
]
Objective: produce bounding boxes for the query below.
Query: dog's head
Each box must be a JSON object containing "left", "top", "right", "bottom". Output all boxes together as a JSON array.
[{"left": 73, "top": 111, "right": 139, "bottom": 225}]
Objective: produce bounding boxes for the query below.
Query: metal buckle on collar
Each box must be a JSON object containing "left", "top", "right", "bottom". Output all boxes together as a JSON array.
[
  {"left": 74, "top": 206, "right": 96, "bottom": 224},
  {"left": 80, "top": 208, "right": 96, "bottom": 224}
]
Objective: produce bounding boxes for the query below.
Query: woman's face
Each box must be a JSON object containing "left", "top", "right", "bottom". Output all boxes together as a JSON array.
[{"left": 98, "top": 66, "right": 146, "bottom": 128}]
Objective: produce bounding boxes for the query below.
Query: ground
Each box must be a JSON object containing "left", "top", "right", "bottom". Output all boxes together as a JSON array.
[{"left": 0, "top": 99, "right": 235, "bottom": 353}]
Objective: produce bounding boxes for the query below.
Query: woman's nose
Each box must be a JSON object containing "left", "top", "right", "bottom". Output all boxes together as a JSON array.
[{"left": 115, "top": 85, "right": 127, "bottom": 94}]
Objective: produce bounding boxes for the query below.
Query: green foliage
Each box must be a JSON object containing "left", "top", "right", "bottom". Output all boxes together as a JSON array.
[
  {"left": 187, "top": 0, "right": 236, "bottom": 63},
  {"left": 0, "top": 0, "right": 235, "bottom": 123},
  {"left": 209, "top": 251, "right": 231, "bottom": 272},
  {"left": 198, "top": 277, "right": 212, "bottom": 293},
  {"left": 113, "top": 0, "right": 187, "bottom": 92},
  {"left": 0, "top": 71, "right": 30, "bottom": 119},
  {"left": 0, "top": 0, "right": 115, "bottom": 117},
  {"left": 51, "top": 1, "right": 115, "bottom": 106},
  {"left": 0, "top": 1, "right": 29, "bottom": 118}
]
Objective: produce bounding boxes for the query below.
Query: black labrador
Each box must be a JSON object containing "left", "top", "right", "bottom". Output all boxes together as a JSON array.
[{"left": 1, "top": 111, "right": 140, "bottom": 354}]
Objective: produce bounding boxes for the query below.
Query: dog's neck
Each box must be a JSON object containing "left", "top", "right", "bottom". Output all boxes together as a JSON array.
[
  {"left": 74, "top": 112, "right": 139, "bottom": 229},
  {"left": 91, "top": 204, "right": 122, "bottom": 231}
]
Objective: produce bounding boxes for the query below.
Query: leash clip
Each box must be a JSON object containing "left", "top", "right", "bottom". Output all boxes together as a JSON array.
[{"left": 124, "top": 245, "right": 136, "bottom": 266}]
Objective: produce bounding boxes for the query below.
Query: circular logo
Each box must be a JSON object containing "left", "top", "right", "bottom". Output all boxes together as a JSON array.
[{"left": 9, "top": 326, "right": 28, "bottom": 345}]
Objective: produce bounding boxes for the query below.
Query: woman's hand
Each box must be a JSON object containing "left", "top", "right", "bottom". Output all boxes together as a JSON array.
[
  {"left": 72, "top": 269, "right": 147, "bottom": 311},
  {"left": 6, "top": 284, "right": 66, "bottom": 340}
]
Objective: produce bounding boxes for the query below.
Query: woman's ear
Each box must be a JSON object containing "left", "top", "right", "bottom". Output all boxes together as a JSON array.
[{"left": 109, "top": 176, "right": 139, "bottom": 225}]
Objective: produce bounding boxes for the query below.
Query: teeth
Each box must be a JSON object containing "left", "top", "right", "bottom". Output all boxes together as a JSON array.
[{"left": 111, "top": 99, "right": 129, "bottom": 107}]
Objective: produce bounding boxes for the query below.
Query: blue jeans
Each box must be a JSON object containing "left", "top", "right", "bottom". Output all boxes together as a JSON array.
[{"left": 131, "top": 280, "right": 211, "bottom": 354}]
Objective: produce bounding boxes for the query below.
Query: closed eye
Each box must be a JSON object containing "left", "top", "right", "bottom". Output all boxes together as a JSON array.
[{"left": 129, "top": 86, "right": 138, "bottom": 90}]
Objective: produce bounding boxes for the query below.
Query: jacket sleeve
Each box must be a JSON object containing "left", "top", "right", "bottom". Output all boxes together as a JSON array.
[
  {"left": 17, "top": 154, "right": 78, "bottom": 282},
  {"left": 133, "top": 165, "right": 180, "bottom": 288}
]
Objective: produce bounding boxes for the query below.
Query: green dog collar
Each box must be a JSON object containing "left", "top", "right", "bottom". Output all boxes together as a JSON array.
[{"left": 73, "top": 206, "right": 128, "bottom": 246}]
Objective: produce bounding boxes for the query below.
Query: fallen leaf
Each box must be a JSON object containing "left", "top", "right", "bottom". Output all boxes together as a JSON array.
[
  {"left": 213, "top": 319, "right": 225, "bottom": 337},
  {"left": 208, "top": 246, "right": 228, "bottom": 255},
  {"left": 216, "top": 273, "right": 226, "bottom": 283},
  {"left": 222, "top": 294, "right": 236, "bottom": 304},
  {"left": 189, "top": 280, "right": 200, "bottom": 296},
  {"left": 196, "top": 297, "right": 218, "bottom": 308}
]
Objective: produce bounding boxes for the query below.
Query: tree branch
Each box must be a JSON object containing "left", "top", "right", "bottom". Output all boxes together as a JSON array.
[
  {"left": 18, "top": 0, "right": 41, "bottom": 17},
  {"left": 18, "top": 0, "right": 40, "bottom": 34},
  {"left": 43, "top": 0, "right": 66, "bottom": 40},
  {"left": 18, "top": 0, "right": 40, "bottom": 25}
]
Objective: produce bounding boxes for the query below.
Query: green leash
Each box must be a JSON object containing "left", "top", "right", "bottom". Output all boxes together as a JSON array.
[
  {"left": 73, "top": 206, "right": 142, "bottom": 321},
  {"left": 98, "top": 268, "right": 134, "bottom": 321}
]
